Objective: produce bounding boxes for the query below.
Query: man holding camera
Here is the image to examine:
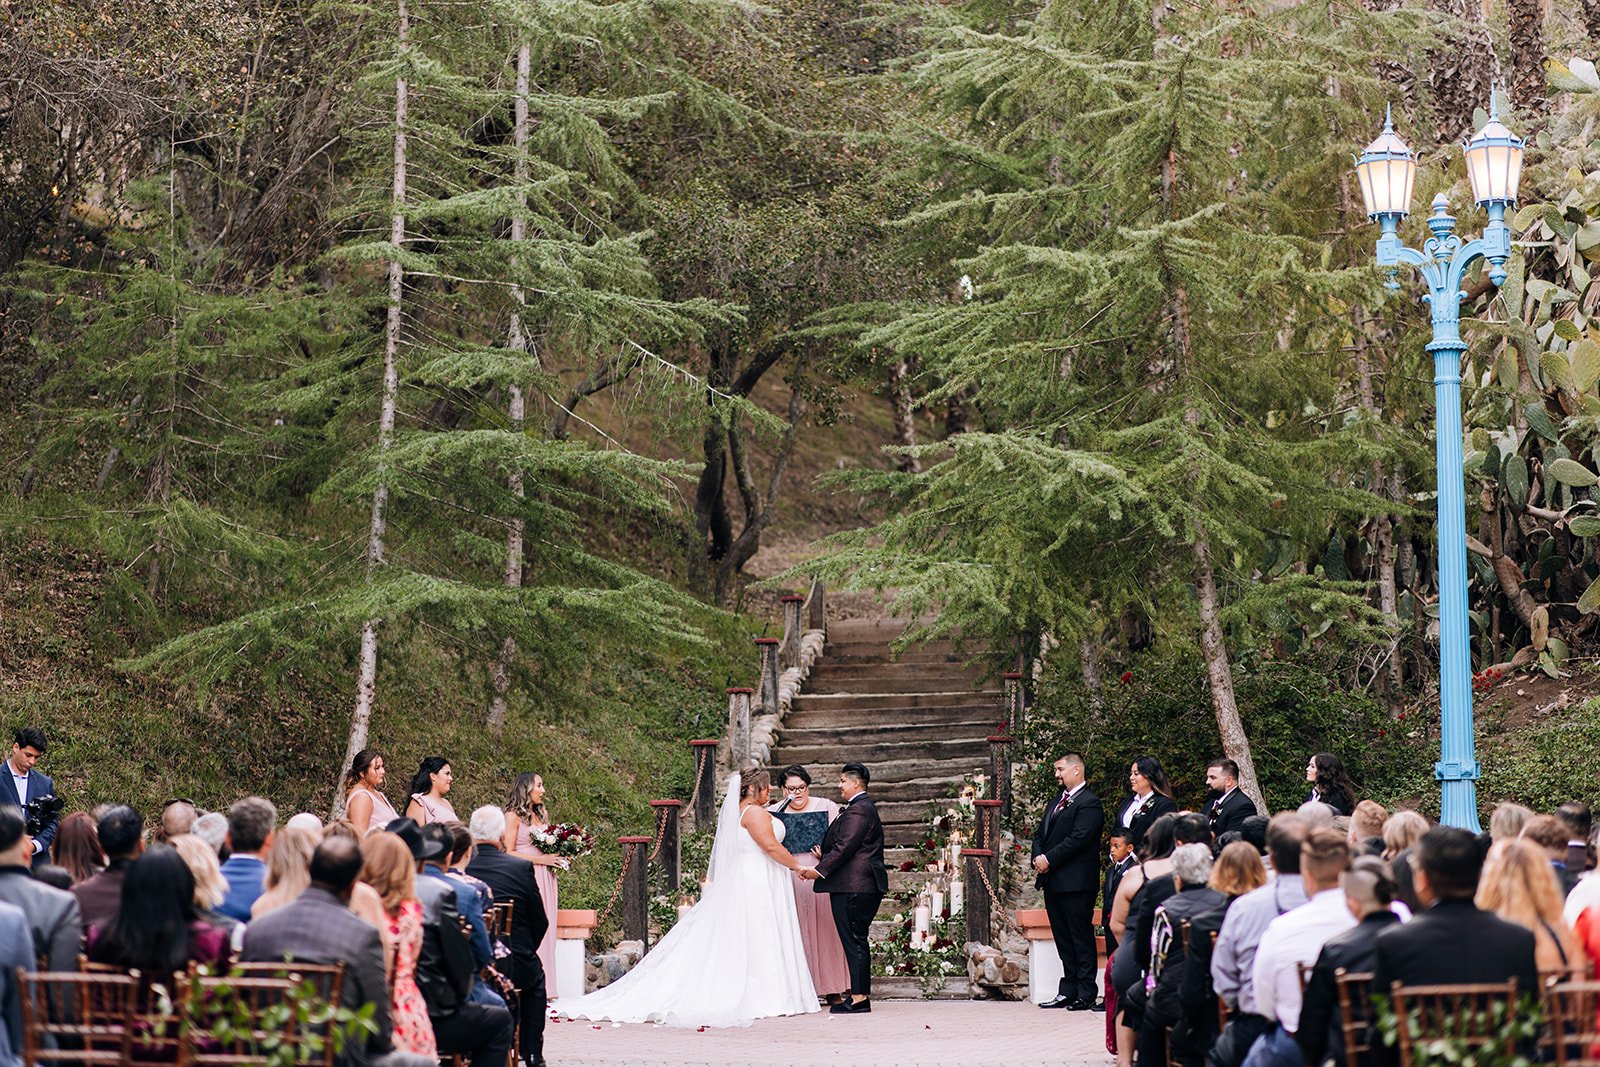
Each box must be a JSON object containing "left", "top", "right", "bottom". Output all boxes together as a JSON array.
[{"left": 0, "top": 728, "right": 56, "bottom": 868}]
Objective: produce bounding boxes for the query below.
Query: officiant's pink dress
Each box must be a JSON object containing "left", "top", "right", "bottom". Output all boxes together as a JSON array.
[
  {"left": 773, "top": 797, "right": 851, "bottom": 996},
  {"left": 512, "top": 818, "right": 559, "bottom": 987}
]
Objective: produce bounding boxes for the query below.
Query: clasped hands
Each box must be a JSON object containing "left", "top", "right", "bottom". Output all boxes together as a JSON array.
[
  {"left": 1032, "top": 855, "right": 1050, "bottom": 873},
  {"left": 797, "top": 867, "right": 820, "bottom": 880}
]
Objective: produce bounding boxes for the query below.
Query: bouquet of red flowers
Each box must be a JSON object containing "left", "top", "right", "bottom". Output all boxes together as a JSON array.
[{"left": 531, "top": 822, "right": 595, "bottom": 860}]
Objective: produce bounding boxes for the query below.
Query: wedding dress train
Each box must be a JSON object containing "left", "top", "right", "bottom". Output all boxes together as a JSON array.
[{"left": 559, "top": 775, "right": 820, "bottom": 1027}]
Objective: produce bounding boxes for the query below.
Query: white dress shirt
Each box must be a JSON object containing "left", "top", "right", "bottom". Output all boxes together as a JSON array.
[
  {"left": 7, "top": 762, "right": 26, "bottom": 806},
  {"left": 1123, "top": 790, "right": 1151, "bottom": 828},
  {"left": 1251, "top": 887, "right": 1358, "bottom": 1032}
]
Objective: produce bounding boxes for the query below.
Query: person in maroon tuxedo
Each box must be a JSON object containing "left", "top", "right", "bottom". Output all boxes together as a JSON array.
[{"left": 802, "top": 763, "right": 888, "bottom": 1015}]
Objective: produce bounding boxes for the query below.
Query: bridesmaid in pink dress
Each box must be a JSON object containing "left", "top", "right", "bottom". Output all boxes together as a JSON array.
[
  {"left": 342, "top": 748, "right": 400, "bottom": 835},
  {"left": 769, "top": 765, "right": 851, "bottom": 1001},
  {"left": 504, "top": 771, "right": 565, "bottom": 992},
  {"left": 403, "top": 755, "right": 458, "bottom": 826}
]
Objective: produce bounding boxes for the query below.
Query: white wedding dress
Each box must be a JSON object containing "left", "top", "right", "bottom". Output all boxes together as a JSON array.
[{"left": 560, "top": 775, "right": 820, "bottom": 1027}]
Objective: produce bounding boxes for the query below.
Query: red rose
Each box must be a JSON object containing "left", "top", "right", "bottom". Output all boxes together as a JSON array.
[{"left": 1120, "top": 671, "right": 1133, "bottom": 684}]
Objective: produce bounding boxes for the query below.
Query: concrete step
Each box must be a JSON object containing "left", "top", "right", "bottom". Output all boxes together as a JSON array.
[
  {"left": 789, "top": 691, "right": 1002, "bottom": 712},
  {"left": 804, "top": 675, "right": 991, "bottom": 695},
  {"left": 777, "top": 720, "right": 998, "bottom": 745},
  {"left": 772, "top": 737, "right": 989, "bottom": 767}
]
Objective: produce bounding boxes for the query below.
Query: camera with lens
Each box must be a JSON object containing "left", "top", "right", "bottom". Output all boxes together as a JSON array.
[{"left": 24, "top": 794, "right": 63, "bottom": 837}]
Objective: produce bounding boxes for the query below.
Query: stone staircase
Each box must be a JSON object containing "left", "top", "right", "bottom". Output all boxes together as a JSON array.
[{"left": 769, "top": 618, "right": 1003, "bottom": 986}]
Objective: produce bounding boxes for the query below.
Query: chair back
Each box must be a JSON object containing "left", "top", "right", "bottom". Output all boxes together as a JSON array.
[
  {"left": 228, "top": 962, "right": 346, "bottom": 1067},
  {"left": 1390, "top": 979, "right": 1521, "bottom": 1067},
  {"left": 1335, "top": 969, "right": 1375, "bottom": 1067},
  {"left": 186, "top": 975, "right": 301, "bottom": 1066},
  {"left": 1544, "top": 979, "right": 1600, "bottom": 1067},
  {"left": 1209, "top": 929, "right": 1229, "bottom": 1032},
  {"left": 18, "top": 969, "right": 137, "bottom": 1064},
  {"left": 488, "top": 899, "right": 515, "bottom": 941}
]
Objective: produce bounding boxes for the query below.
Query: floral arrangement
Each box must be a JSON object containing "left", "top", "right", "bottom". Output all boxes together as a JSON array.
[
  {"left": 901, "top": 770, "right": 985, "bottom": 871},
  {"left": 870, "top": 890, "right": 965, "bottom": 995},
  {"left": 531, "top": 821, "right": 595, "bottom": 859}
]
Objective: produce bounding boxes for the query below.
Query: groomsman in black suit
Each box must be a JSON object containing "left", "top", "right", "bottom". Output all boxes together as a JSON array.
[
  {"left": 807, "top": 762, "right": 888, "bottom": 1014},
  {"left": 1031, "top": 753, "right": 1105, "bottom": 1010},
  {"left": 1204, "top": 758, "right": 1257, "bottom": 841}
]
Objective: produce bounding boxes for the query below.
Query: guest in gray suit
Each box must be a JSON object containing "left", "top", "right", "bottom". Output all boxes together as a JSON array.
[
  {"left": 0, "top": 899, "right": 30, "bottom": 1067},
  {"left": 240, "top": 837, "right": 433, "bottom": 1067},
  {"left": 0, "top": 805, "right": 81, "bottom": 972}
]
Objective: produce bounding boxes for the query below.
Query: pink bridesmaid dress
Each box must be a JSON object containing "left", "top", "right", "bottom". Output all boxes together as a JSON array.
[{"left": 512, "top": 817, "right": 560, "bottom": 989}]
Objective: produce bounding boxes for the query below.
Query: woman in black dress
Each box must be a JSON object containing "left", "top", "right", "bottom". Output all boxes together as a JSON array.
[
  {"left": 1304, "top": 751, "right": 1356, "bottom": 816},
  {"left": 1114, "top": 755, "right": 1178, "bottom": 851}
]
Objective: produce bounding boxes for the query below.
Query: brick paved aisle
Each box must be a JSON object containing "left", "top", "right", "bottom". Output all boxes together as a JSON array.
[{"left": 545, "top": 1001, "right": 1113, "bottom": 1067}]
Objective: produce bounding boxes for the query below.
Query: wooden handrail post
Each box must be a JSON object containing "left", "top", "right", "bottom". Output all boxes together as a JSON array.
[
  {"left": 688, "top": 740, "right": 718, "bottom": 827},
  {"left": 754, "top": 638, "right": 781, "bottom": 718},
  {"left": 806, "top": 578, "right": 827, "bottom": 637},
  {"left": 650, "top": 800, "right": 682, "bottom": 891},
  {"left": 1002, "top": 671, "right": 1024, "bottom": 736},
  {"left": 779, "top": 594, "right": 805, "bottom": 670},
  {"left": 988, "top": 734, "right": 1014, "bottom": 826},
  {"left": 974, "top": 798, "right": 1000, "bottom": 854},
  {"left": 727, "top": 687, "right": 754, "bottom": 769},
  {"left": 619, "top": 835, "right": 652, "bottom": 950},
  {"left": 963, "top": 848, "right": 995, "bottom": 945}
]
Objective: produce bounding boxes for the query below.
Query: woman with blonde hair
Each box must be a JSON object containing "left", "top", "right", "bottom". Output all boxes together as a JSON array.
[
  {"left": 360, "top": 832, "right": 436, "bottom": 1057},
  {"left": 1477, "top": 838, "right": 1581, "bottom": 973},
  {"left": 1209, "top": 840, "right": 1268, "bottom": 898},
  {"left": 251, "top": 825, "right": 319, "bottom": 919},
  {"left": 171, "top": 832, "right": 242, "bottom": 948},
  {"left": 1381, "top": 810, "right": 1428, "bottom": 861}
]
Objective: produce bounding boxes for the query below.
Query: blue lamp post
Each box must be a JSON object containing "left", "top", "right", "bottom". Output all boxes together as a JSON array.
[{"left": 1354, "top": 102, "right": 1524, "bottom": 832}]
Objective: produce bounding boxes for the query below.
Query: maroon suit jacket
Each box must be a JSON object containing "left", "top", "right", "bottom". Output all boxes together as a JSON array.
[{"left": 812, "top": 793, "right": 888, "bottom": 895}]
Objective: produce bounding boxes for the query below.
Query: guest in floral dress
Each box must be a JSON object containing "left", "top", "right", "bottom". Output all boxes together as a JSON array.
[
  {"left": 504, "top": 771, "right": 564, "bottom": 990},
  {"left": 405, "top": 755, "right": 457, "bottom": 826},
  {"left": 359, "top": 832, "right": 437, "bottom": 1058}
]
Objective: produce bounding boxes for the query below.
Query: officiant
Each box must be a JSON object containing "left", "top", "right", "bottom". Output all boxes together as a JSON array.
[{"left": 770, "top": 765, "right": 851, "bottom": 1004}]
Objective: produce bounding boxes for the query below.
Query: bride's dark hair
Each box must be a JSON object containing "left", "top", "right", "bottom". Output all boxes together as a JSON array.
[{"left": 739, "top": 768, "right": 772, "bottom": 799}]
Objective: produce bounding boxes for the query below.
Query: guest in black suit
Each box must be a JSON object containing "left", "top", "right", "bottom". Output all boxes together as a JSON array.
[
  {"left": 466, "top": 806, "right": 549, "bottom": 1067},
  {"left": 241, "top": 837, "right": 434, "bottom": 1067},
  {"left": 1297, "top": 857, "right": 1401, "bottom": 1067},
  {"left": 1115, "top": 755, "right": 1178, "bottom": 851},
  {"left": 1303, "top": 752, "right": 1355, "bottom": 817},
  {"left": 1104, "top": 829, "right": 1135, "bottom": 957},
  {"left": 1371, "top": 826, "right": 1538, "bottom": 998},
  {"left": 1204, "top": 759, "right": 1257, "bottom": 841},
  {"left": 1029, "top": 754, "right": 1106, "bottom": 1010},
  {"left": 807, "top": 762, "right": 888, "bottom": 1014}
]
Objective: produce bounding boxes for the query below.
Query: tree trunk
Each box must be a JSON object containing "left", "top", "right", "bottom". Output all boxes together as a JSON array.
[
  {"left": 888, "top": 359, "right": 920, "bottom": 473},
  {"left": 1427, "top": 0, "right": 1498, "bottom": 142},
  {"left": 1079, "top": 635, "right": 1103, "bottom": 711},
  {"left": 1191, "top": 515, "right": 1265, "bottom": 811},
  {"left": 338, "top": 0, "right": 407, "bottom": 816},
  {"left": 946, "top": 386, "right": 971, "bottom": 437},
  {"left": 1585, "top": 0, "right": 1600, "bottom": 42},
  {"left": 1506, "top": 0, "right": 1547, "bottom": 116},
  {"left": 1350, "top": 305, "right": 1403, "bottom": 702},
  {"left": 488, "top": 39, "right": 531, "bottom": 735}
]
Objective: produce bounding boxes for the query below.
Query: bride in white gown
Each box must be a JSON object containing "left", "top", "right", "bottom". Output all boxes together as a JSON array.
[{"left": 559, "top": 769, "right": 820, "bottom": 1027}]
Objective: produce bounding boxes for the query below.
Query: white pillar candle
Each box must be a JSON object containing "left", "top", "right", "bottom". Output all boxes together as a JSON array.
[
  {"left": 951, "top": 843, "right": 962, "bottom": 866},
  {"left": 914, "top": 904, "right": 931, "bottom": 934},
  {"left": 931, "top": 890, "right": 944, "bottom": 918},
  {"left": 950, "top": 880, "right": 964, "bottom": 912},
  {"left": 677, "top": 903, "right": 691, "bottom": 921}
]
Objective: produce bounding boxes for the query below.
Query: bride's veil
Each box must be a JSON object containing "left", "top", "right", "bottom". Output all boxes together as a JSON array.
[{"left": 704, "top": 772, "right": 742, "bottom": 891}]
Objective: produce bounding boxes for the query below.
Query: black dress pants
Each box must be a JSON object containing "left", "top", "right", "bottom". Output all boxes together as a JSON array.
[
  {"left": 430, "top": 1003, "right": 515, "bottom": 1067},
  {"left": 830, "top": 891, "right": 884, "bottom": 997},
  {"left": 505, "top": 957, "right": 546, "bottom": 1065},
  {"left": 1044, "top": 888, "right": 1098, "bottom": 1002}
]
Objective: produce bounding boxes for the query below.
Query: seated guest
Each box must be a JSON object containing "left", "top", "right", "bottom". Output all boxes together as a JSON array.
[
  {"left": 1296, "top": 857, "right": 1401, "bottom": 1067},
  {"left": 31, "top": 865, "right": 72, "bottom": 891},
  {"left": 1522, "top": 815, "right": 1582, "bottom": 897},
  {"left": 1303, "top": 753, "right": 1355, "bottom": 817},
  {"left": 1142, "top": 843, "right": 1225, "bottom": 1066},
  {"left": 171, "top": 832, "right": 242, "bottom": 948},
  {"left": 1205, "top": 760, "right": 1258, "bottom": 841},
  {"left": 1178, "top": 843, "right": 1267, "bottom": 1062},
  {"left": 1558, "top": 802, "right": 1593, "bottom": 873},
  {"left": 1209, "top": 815, "right": 1310, "bottom": 1067},
  {"left": 1372, "top": 827, "right": 1538, "bottom": 997},
  {"left": 321, "top": 821, "right": 392, "bottom": 954},
  {"left": 252, "top": 824, "right": 318, "bottom": 918},
  {"left": 194, "top": 811, "right": 230, "bottom": 858},
  {"left": 52, "top": 811, "right": 105, "bottom": 884},
  {"left": 1348, "top": 801, "right": 1388, "bottom": 857},
  {"left": 466, "top": 805, "right": 548, "bottom": 1067},
  {"left": 0, "top": 899, "right": 29, "bottom": 1066},
  {"left": 158, "top": 799, "right": 198, "bottom": 842},
  {"left": 286, "top": 812, "right": 325, "bottom": 836},
  {"left": 1109, "top": 814, "right": 1178, "bottom": 1067},
  {"left": 1476, "top": 838, "right": 1580, "bottom": 973},
  {"left": 71, "top": 804, "right": 144, "bottom": 933},
  {"left": 1242, "top": 828, "right": 1356, "bottom": 1067},
  {"left": 241, "top": 837, "right": 435, "bottom": 1067},
  {"left": 1135, "top": 814, "right": 1212, "bottom": 975},
  {"left": 1296, "top": 801, "right": 1335, "bottom": 830},
  {"left": 87, "top": 844, "right": 232, "bottom": 979},
  {"left": 0, "top": 805, "right": 80, "bottom": 972},
  {"left": 1240, "top": 816, "right": 1269, "bottom": 862},
  {"left": 218, "top": 796, "right": 276, "bottom": 922},
  {"left": 1490, "top": 802, "right": 1534, "bottom": 842},
  {"left": 1381, "top": 810, "right": 1428, "bottom": 914},
  {"left": 361, "top": 831, "right": 437, "bottom": 1059}
]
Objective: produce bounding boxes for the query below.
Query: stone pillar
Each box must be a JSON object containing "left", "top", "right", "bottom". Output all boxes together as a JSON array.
[
  {"left": 650, "top": 800, "right": 682, "bottom": 891},
  {"left": 963, "top": 848, "right": 994, "bottom": 946},
  {"left": 780, "top": 594, "right": 805, "bottom": 671},
  {"left": 554, "top": 908, "right": 596, "bottom": 999},
  {"left": 619, "top": 835, "right": 652, "bottom": 950},
  {"left": 727, "top": 688, "right": 754, "bottom": 769},
  {"left": 1002, "top": 671, "right": 1024, "bottom": 736},
  {"left": 754, "top": 637, "right": 781, "bottom": 718},
  {"left": 688, "top": 739, "right": 718, "bottom": 828},
  {"left": 988, "top": 734, "right": 1014, "bottom": 825}
]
